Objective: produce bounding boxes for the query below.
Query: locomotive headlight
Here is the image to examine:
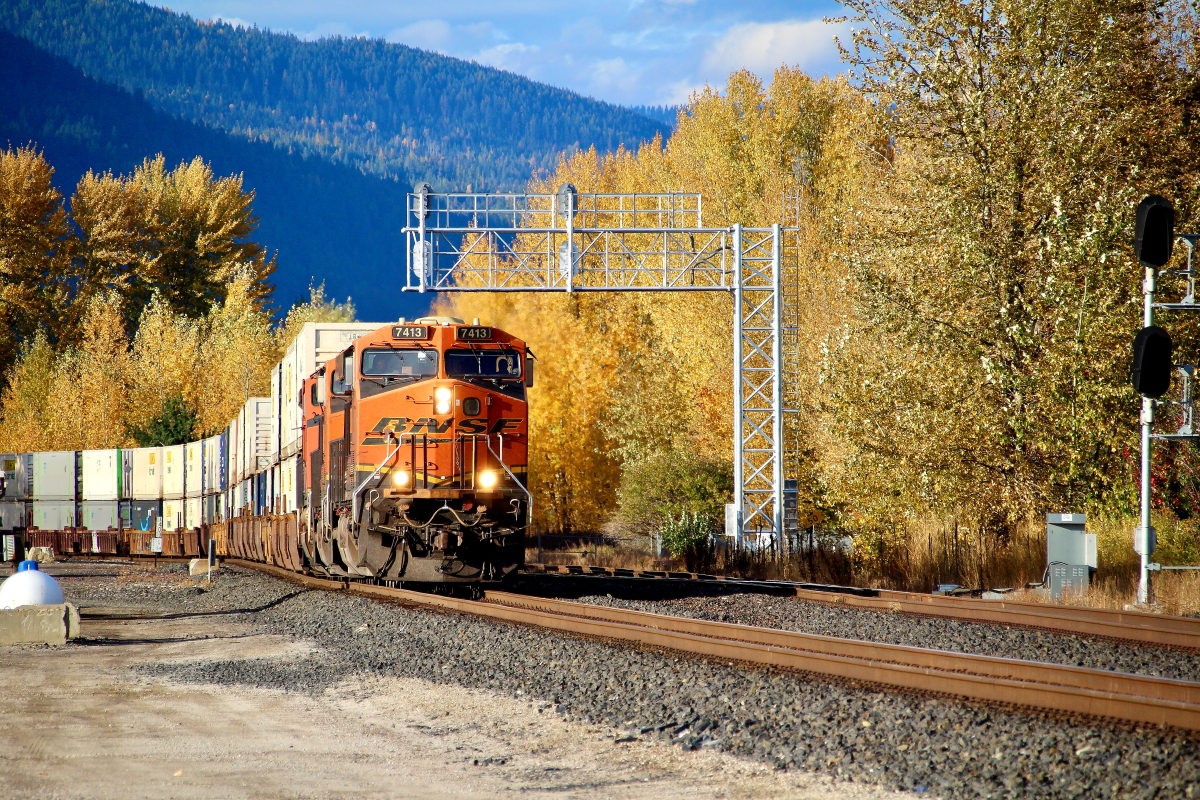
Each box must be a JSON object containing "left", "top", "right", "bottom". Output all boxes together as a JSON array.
[
  {"left": 478, "top": 470, "right": 498, "bottom": 489},
  {"left": 393, "top": 470, "right": 409, "bottom": 486},
  {"left": 435, "top": 387, "right": 452, "bottom": 402},
  {"left": 435, "top": 400, "right": 451, "bottom": 414}
]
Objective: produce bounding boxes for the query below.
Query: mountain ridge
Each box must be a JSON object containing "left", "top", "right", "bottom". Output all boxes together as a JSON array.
[
  {"left": 0, "top": 30, "right": 428, "bottom": 323},
  {"left": 0, "top": 0, "right": 668, "bottom": 191}
]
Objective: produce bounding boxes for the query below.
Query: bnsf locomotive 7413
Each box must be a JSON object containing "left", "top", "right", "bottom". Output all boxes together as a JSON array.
[
  {"left": 0, "top": 317, "right": 532, "bottom": 588},
  {"left": 301, "top": 317, "right": 531, "bottom": 583}
]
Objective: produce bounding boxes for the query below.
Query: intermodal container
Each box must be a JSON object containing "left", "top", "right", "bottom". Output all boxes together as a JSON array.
[
  {"left": 1, "top": 454, "right": 32, "bottom": 499},
  {"left": 121, "top": 499, "right": 161, "bottom": 532},
  {"left": 81, "top": 449, "right": 120, "bottom": 501},
  {"left": 0, "top": 501, "right": 27, "bottom": 531},
  {"left": 32, "top": 500, "right": 75, "bottom": 530},
  {"left": 131, "top": 448, "right": 163, "bottom": 500},
  {"left": 81, "top": 500, "right": 119, "bottom": 530},
  {"left": 162, "top": 444, "right": 185, "bottom": 499},
  {"left": 162, "top": 498, "right": 184, "bottom": 531},
  {"left": 33, "top": 451, "right": 75, "bottom": 500},
  {"left": 185, "top": 441, "right": 203, "bottom": 498}
]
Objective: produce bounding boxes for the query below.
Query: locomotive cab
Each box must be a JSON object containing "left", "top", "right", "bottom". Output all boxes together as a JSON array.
[{"left": 300, "top": 317, "right": 530, "bottom": 585}]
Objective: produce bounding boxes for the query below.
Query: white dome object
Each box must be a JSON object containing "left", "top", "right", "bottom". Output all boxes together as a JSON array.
[{"left": 0, "top": 567, "right": 65, "bottom": 609}]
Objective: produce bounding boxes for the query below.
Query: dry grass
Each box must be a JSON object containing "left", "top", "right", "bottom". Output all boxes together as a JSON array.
[{"left": 522, "top": 511, "right": 1200, "bottom": 618}]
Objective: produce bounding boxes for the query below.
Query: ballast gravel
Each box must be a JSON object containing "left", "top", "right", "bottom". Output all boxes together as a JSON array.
[
  {"left": 508, "top": 577, "right": 1200, "bottom": 683},
  {"left": 64, "top": 564, "right": 1200, "bottom": 800}
]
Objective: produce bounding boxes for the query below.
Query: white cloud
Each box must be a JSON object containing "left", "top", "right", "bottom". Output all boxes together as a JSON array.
[
  {"left": 386, "top": 19, "right": 452, "bottom": 50},
  {"left": 472, "top": 42, "right": 541, "bottom": 73},
  {"left": 702, "top": 18, "right": 845, "bottom": 77},
  {"left": 211, "top": 15, "right": 252, "bottom": 29}
]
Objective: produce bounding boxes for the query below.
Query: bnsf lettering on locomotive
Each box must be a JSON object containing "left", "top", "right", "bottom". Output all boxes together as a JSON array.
[
  {"left": 369, "top": 417, "right": 408, "bottom": 433},
  {"left": 456, "top": 418, "right": 488, "bottom": 434},
  {"left": 489, "top": 418, "right": 522, "bottom": 434},
  {"left": 410, "top": 417, "right": 454, "bottom": 434}
]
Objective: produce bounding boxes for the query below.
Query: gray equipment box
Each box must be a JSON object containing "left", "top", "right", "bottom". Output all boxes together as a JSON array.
[
  {"left": 1047, "top": 513, "right": 1097, "bottom": 569},
  {"left": 1049, "top": 564, "right": 1090, "bottom": 599}
]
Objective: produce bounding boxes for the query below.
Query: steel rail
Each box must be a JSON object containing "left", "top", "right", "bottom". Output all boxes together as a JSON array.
[
  {"left": 486, "top": 591, "right": 1200, "bottom": 706},
  {"left": 523, "top": 562, "right": 1200, "bottom": 650},
  {"left": 794, "top": 588, "right": 1200, "bottom": 651},
  {"left": 228, "top": 560, "right": 1200, "bottom": 731}
]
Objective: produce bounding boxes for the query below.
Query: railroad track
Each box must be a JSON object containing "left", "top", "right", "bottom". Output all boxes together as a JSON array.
[
  {"left": 228, "top": 559, "right": 1200, "bottom": 733},
  {"left": 522, "top": 562, "right": 1200, "bottom": 651}
]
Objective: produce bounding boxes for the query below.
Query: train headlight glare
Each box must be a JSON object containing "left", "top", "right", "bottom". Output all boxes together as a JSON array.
[
  {"left": 435, "top": 387, "right": 452, "bottom": 402},
  {"left": 479, "top": 470, "right": 498, "bottom": 489},
  {"left": 393, "top": 470, "right": 409, "bottom": 486},
  {"left": 435, "top": 400, "right": 451, "bottom": 414}
]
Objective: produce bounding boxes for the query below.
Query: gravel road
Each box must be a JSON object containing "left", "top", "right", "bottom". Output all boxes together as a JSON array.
[{"left": 64, "top": 564, "right": 1200, "bottom": 800}]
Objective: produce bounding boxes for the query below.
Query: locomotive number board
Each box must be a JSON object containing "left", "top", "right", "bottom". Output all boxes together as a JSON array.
[
  {"left": 392, "top": 325, "right": 429, "bottom": 339},
  {"left": 456, "top": 326, "right": 492, "bottom": 340}
]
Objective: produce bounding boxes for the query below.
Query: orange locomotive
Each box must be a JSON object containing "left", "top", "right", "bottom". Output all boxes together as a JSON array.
[{"left": 298, "top": 317, "right": 531, "bottom": 587}]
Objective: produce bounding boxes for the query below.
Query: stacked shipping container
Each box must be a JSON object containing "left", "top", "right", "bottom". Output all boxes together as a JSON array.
[{"left": 0, "top": 322, "right": 383, "bottom": 538}]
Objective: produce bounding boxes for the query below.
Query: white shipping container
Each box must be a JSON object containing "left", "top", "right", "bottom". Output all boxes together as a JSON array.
[
  {"left": 81, "top": 500, "right": 119, "bottom": 530},
  {"left": 280, "top": 456, "right": 298, "bottom": 514},
  {"left": 241, "top": 398, "right": 273, "bottom": 478},
  {"left": 0, "top": 501, "right": 26, "bottom": 530},
  {"left": 162, "top": 444, "right": 185, "bottom": 499},
  {"left": 131, "top": 447, "right": 163, "bottom": 500},
  {"left": 33, "top": 500, "right": 74, "bottom": 530},
  {"left": 203, "top": 434, "right": 224, "bottom": 495},
  {"left": 81, "top": 449, "right": 120, "bottom": 501},
  {"left": 33, "top": 451, "right": 75, "bottom": 500},
  {"left": 227, "top": 418, "right": 241, "bottom": 483},
  {"left": 1, "top": 454, "right": 32, "bottom": 499},
  {"left": 185, "top": 497, "right": 202, "bottom": 529},
  {"left": 276, "top": 323, "right": 382, "bottom": 462},
  {"left": 185, "top": 441, "right": 203, "bottom": 497},
  {"left": 162, "top": 499, "right": 184, "bottom": 531}
]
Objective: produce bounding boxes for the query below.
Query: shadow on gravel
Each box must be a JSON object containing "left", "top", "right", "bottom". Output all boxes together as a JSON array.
[
  {"left": 79, "top": 590, "right": 310, "bottom": 621},
  {"left": 76, "top": 633, "right": 267, "bottom": 647}
]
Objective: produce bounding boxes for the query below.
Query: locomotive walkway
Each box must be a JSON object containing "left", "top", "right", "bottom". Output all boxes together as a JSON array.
[{"left": 230, "top": 560, "right": 1200, "bottom": 733}]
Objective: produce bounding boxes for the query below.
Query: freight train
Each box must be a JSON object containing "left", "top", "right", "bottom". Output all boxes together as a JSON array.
[{"left": 0, "top": 318, "right": 532, "bottom": 587}]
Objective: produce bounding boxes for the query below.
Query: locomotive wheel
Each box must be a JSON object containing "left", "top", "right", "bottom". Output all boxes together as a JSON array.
[
  {"left": 314, "top": 522, "right": 337, "bottom": 571},
  {"left": 334, "top": 517, "right": 375, "bottom": 577}
]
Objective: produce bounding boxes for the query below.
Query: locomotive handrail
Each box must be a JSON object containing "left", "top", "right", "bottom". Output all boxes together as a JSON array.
[
  {"left": 485, "top": 435, "right": 533, "bottom": 532},
  {"left": 352, "top": 437, "right": 403, "bottom": 527}
]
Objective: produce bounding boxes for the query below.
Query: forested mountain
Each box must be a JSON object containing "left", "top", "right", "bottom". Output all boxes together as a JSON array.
[
  {"left": 0, "top": 0, "right": 667, "bottom": 191},
  {"left": 0, "top": 31, "right": 426, "bottom": 322}
]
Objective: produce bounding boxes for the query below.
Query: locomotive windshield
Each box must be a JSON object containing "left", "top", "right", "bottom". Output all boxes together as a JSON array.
[
  {"left": 361, "top": 348, "right": 438, "bottom": 379},
  {"left": 446, "top": 349, "right": 522, "bottom": 380}
]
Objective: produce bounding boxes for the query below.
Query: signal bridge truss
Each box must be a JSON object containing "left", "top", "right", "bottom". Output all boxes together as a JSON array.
[{"left": 403, "top": 186, "right": 802, "bottom": 547}]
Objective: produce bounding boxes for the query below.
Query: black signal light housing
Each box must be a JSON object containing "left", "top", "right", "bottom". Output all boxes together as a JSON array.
[
  {"left": 1132, "top": 325, "right": 1173, "bottom": 398},
  {"left": 1134, "top": 195, "right": 1175, "bottom": 268}
]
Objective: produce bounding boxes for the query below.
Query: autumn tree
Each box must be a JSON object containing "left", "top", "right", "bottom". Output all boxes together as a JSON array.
[
  {"left": 0, "top": 147, "right": 72, "bottom": 373},
  {"left": 827, "top": 0, "right": 1200, "bottom": 535},
  {"left": 71, "top": 155, "right": 276, "bottom": 324}
]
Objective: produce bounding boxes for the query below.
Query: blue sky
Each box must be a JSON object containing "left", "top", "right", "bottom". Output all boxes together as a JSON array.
[{"left": 163, "top": 0, "right": 848, "bottom": 107}]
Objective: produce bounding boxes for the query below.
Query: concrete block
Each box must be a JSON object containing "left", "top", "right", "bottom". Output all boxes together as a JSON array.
[
  {"left": 188, "top": 558, "right": 221, "bottom": 576},
  {"left": 0, "top": 603, "right": 80, "bottom": 646},
  {"left": 26, "top": 547, "right": 55, "bottom": 564}
]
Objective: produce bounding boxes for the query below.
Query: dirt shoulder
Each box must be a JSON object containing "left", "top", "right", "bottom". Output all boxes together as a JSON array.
[{"left": 0, "top": 569, "right": 902, "bottom": 800}]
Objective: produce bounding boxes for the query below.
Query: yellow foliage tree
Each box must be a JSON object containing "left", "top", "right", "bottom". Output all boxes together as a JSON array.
[{"left": 440, "top": 69, "right": 873, "bottom": 533}]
